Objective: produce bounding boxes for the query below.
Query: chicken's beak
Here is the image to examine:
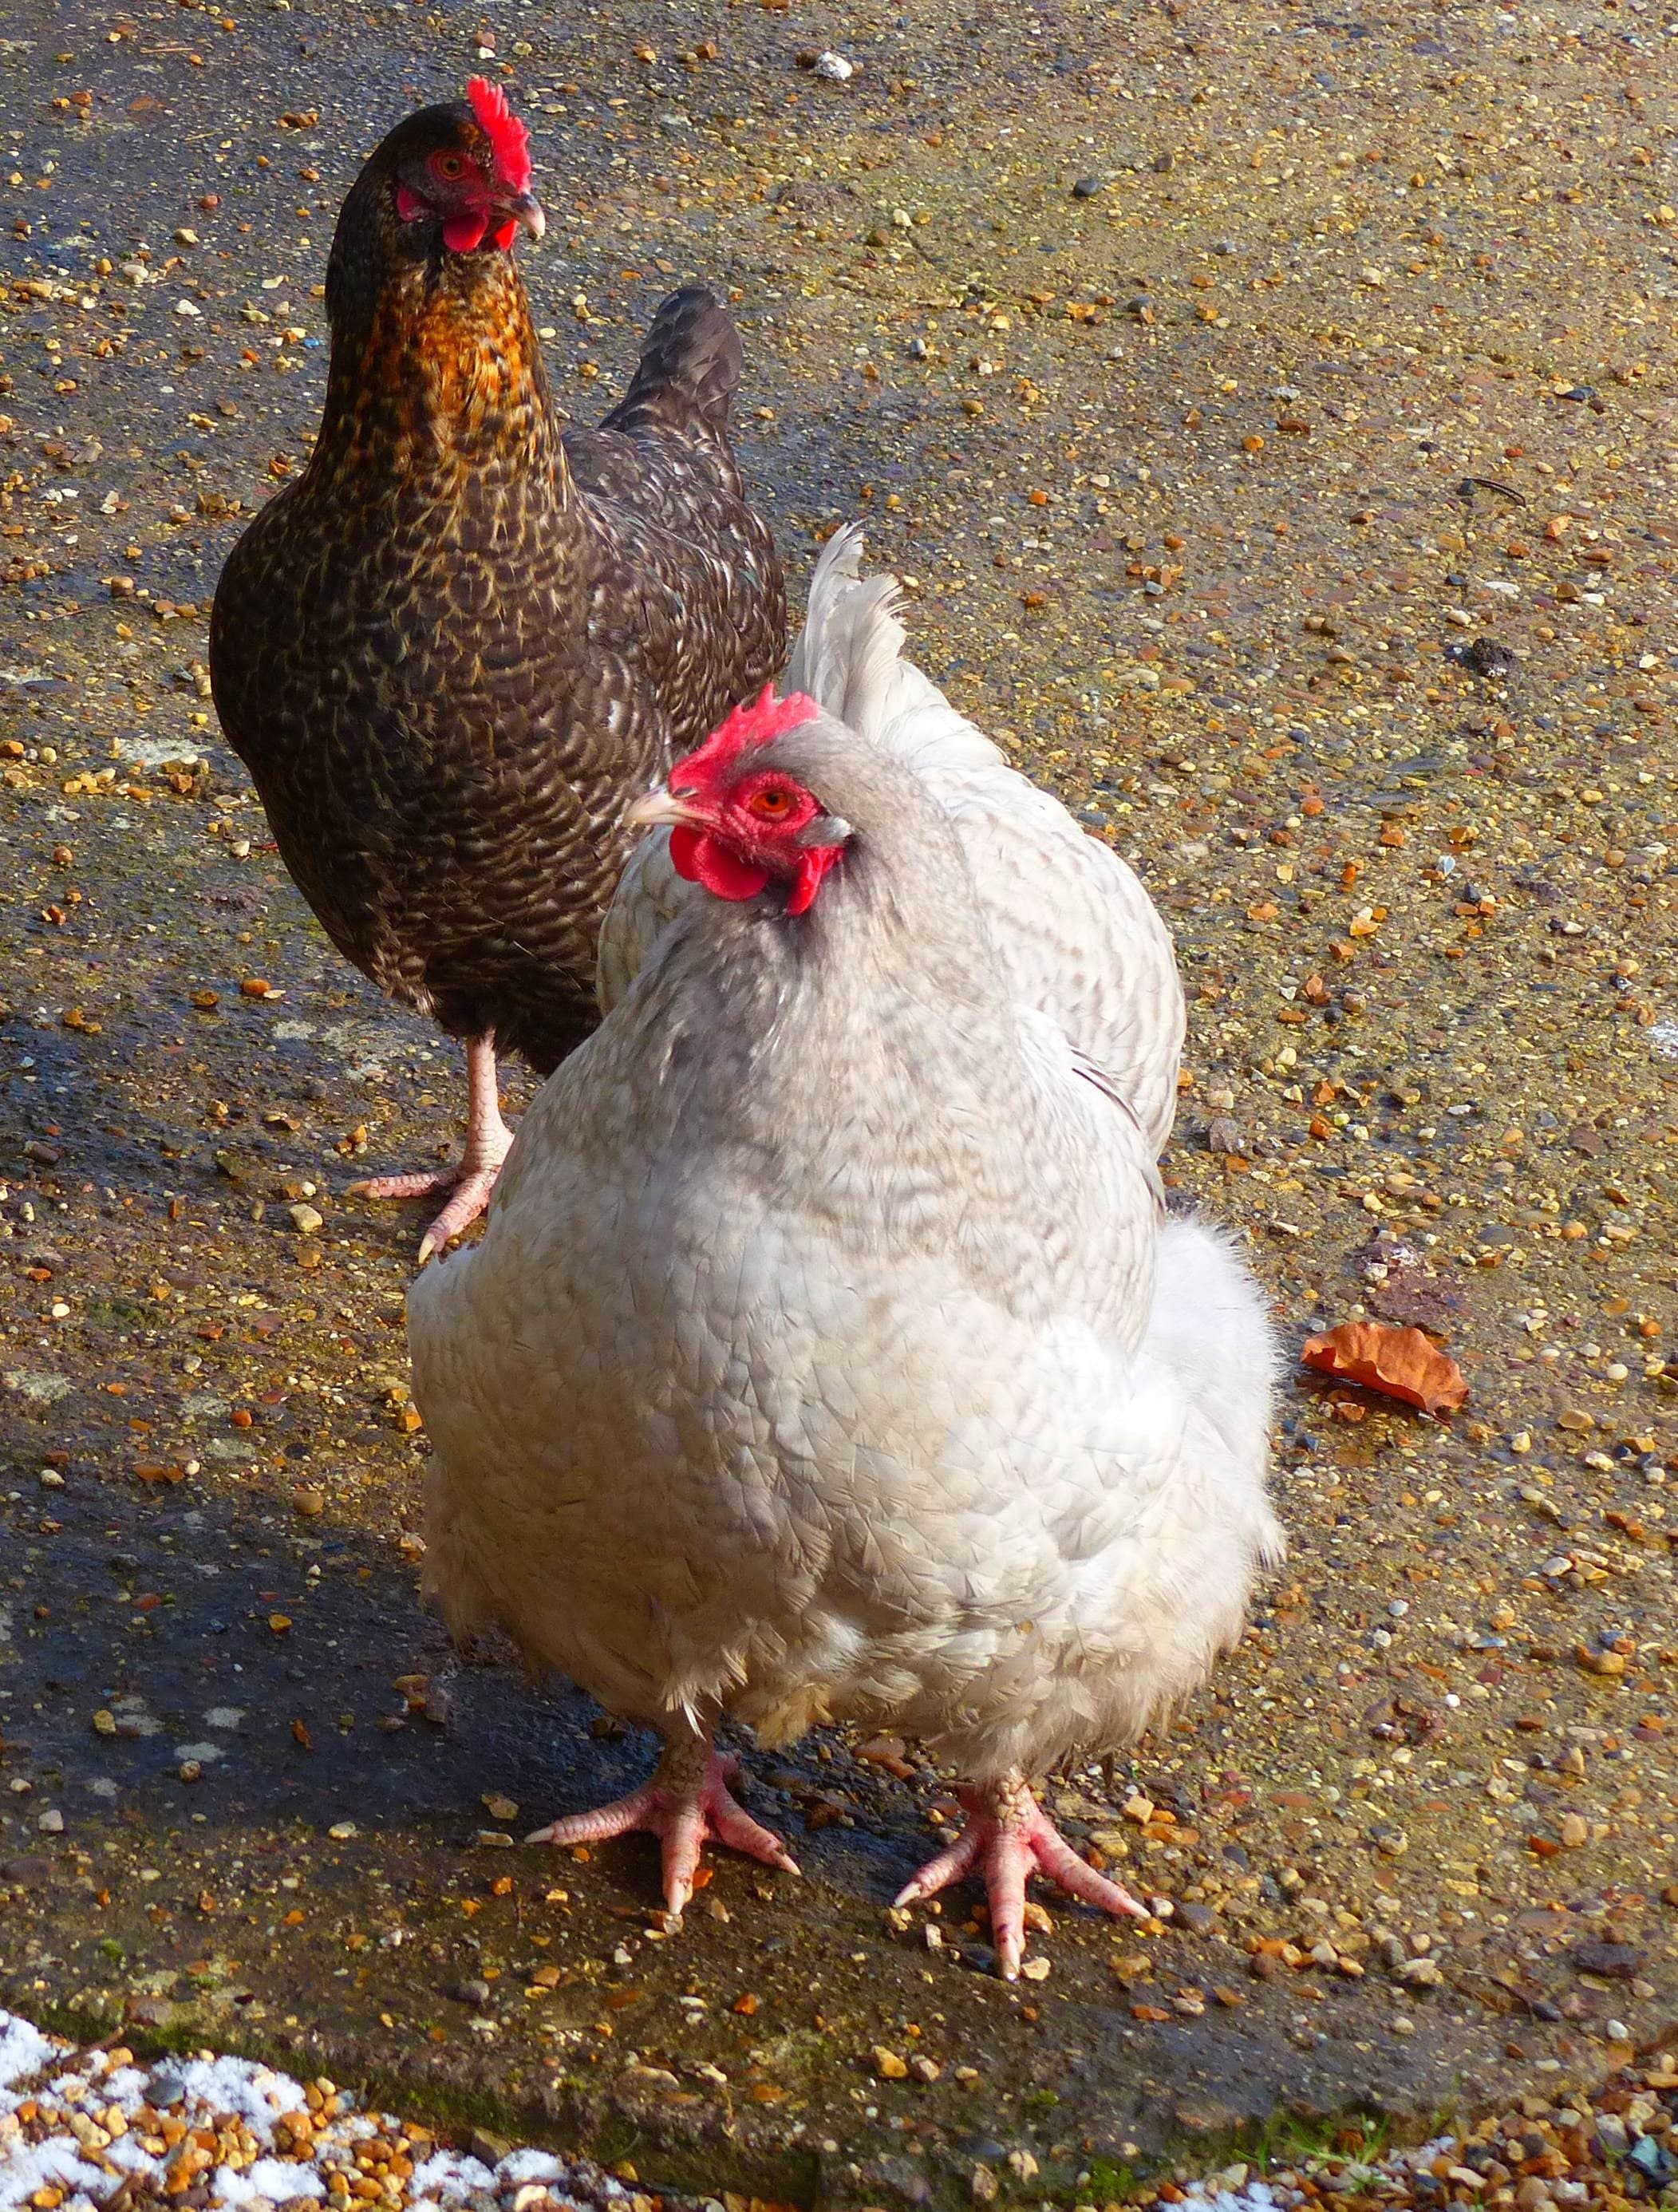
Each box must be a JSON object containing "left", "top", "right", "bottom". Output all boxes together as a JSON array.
[
  {"left": 626, "top": 785, "right": 701, "bottom": 832},
  {"left": 499, "top": 190, "right": 546, "bottom": 243}
]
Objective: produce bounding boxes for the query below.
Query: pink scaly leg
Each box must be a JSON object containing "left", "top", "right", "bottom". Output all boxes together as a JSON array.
[
  {"left": 348, "top": 1033, "right": 513, "bottom": 1264},
  {"left": 894, "top": 1768, "right": 1147, "bottom": 1980},
  {"left": 526, "top": 1723, "right": 800, "bottom": 1918}
]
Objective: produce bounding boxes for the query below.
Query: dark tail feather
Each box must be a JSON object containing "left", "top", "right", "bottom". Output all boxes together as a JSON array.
[{"left": 598, "top": 284, "right": 744, "bottom": 447}]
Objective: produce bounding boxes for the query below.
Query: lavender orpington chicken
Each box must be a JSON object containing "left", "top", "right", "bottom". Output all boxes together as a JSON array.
[{"left": 409, "top": 535, "right": 1282, "bottom": 1976}]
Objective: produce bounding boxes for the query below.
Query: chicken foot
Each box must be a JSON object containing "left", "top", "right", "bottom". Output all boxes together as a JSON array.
[
  {"left": 349, "top": 1033, "right": 513, "bottom": 1263},
  {"left": 525, "top": 1723, "right": 800, "bottom": 1918},
  {"left": 894, "top": 1768, "right": 1147, "bottom": 1979}
]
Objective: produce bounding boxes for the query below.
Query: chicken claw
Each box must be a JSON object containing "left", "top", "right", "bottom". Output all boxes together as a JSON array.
[
  {"left": 894, "top": 1769, "right": 1147, "bottom": 1978},
  {"left": 349, "top": 1033, "right": 513, "bottom": 1262},
  {"left": 526, "top": 1732, "right": 799, "bottom": 1918}
]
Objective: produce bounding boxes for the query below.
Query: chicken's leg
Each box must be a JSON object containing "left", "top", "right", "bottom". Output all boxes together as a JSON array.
[
  {"left": 895, "top": 1768, "right": 1147, "bottom": 1979},
  {"left": 349, "top": 1033, "right": 513, "bottom": 1263},
  {"left": 525, "top": 1720, "right": 799, "bottom": 1918}
]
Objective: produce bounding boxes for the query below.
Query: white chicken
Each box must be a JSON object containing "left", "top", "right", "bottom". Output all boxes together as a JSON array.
[{"left": 408, "top": 531, "right": 1282, "bottom": 1977}]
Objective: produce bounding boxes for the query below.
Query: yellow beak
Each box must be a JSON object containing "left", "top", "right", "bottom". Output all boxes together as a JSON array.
[{"left": 626, "top": 785, "right": 699, "bottom": 831}]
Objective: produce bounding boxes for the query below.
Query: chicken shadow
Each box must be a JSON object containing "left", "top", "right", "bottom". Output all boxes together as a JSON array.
[{"left": 0, "top": 1408, "right": 940, "bottom": 1905}]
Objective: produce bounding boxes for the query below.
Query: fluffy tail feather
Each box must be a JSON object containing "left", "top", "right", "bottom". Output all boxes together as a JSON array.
[
  {"left": 1146, "top": 1214, "right": 1285, "bottom": 1570},
  {"left": 785, "top": 526, "right": 1003, "bottom": 773},
  {"left": 598, "top": 523, "right": 1005, "bottom": 1013},
  {"left": 784, "top": 524, "right": 903, "bottom": 729},
  {"left": 600, "top": 284, "right": 744, "bottom": 448}
]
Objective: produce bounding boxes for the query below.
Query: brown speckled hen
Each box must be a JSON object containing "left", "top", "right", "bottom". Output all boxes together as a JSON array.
[{"left": 209, "top": 81, "right": 786, "bottom": 1256}]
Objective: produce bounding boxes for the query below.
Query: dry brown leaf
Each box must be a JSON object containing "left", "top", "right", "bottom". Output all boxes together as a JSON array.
[{"left": 1300, "top": 1321, "right": 1467, "bottom": 1416}]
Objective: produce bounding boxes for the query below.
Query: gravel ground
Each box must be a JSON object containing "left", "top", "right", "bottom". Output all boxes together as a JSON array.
[
  {"left": 1, "top": 0, "right": 1676, "bottom": 2202},
  {"left": 7, "top": 2005, "right": 1678, "bottom": 2212},
  {"left": 0, "top": 2007, "right": 699, "bottom": 2212}
]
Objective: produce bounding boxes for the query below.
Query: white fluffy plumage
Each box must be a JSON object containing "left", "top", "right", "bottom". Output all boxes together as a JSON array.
[
  {"left": 599, "top": 526, "right": 1186, "bottom": 1152},
  {"left": 409, "top": 531, "right": 1282, "bottom": 1961}
]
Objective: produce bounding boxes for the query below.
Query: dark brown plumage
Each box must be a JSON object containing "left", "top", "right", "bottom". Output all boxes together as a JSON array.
[{"left": 209, "top": 87, "right": 785, "bottom": 1250}]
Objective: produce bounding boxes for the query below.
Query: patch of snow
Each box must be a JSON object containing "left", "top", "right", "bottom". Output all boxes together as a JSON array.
[
  {"left": 410, "top": 2153, "right": 497, "bottom": 2202},
  {"left": 496, "top": 2151, "right": 566, "bottom": 2185},
  {"left": 246, "top": 2162, "right": 324, "bottom": 2201},
  {"left": 0, "top": 2141, "right": 109, "bottom": 2212},
  {"left": 163, "top": 2056, "right": 307, "bottom": 2143},
  {"left": 98, "top": 2066, "right": 151, "bottom": 2113},
  {"left": 0, "top": 2012, "right": 603, "bottom": 2212},
  {"left": 0, "top": 2016, "right": 50, "bottom": 2094},
  {"left": 102, "top": 2135, "right": 163, "bottom": 2174}
]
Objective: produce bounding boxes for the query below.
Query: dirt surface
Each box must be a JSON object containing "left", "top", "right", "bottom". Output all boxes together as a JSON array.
[{"left": 1, "top": 0, "right": 1676, "bottom": 2204}]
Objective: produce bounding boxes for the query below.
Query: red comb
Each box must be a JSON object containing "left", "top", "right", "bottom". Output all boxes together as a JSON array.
[
  {"left": 671, "top": 685, "right": 819, "bottom": 785},
  {"left": 466, "top": 77, "right": 531, "bottom": 196}
]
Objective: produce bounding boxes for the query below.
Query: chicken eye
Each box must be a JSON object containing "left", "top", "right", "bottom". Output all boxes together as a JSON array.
[
  {"left": 432, "top": 152, "right": 466, "bottom": 180},
  {"left": 747, "top": 786, "right": 793, "bottom": 820}
]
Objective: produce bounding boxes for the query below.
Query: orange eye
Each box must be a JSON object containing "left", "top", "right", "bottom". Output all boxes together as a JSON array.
[
  {"left": 432, "top": 152, "right": 465, "bottom": 180},
  {"left": 747, "top": 786, "right": 793, "bottom": 820}
]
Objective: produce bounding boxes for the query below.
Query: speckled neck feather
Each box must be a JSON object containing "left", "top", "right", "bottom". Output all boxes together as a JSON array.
[{"left": 318, "top": 109, "right": 559, "bottom": 488}]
